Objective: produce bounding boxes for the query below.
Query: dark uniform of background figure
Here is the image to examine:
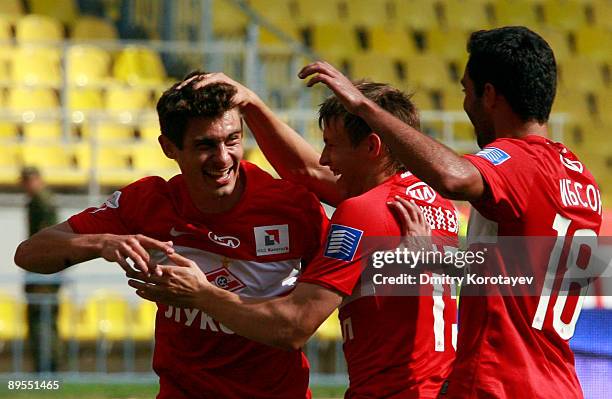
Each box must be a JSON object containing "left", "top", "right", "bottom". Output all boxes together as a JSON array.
[{"left": 20, "top": 167, "right": 62, "bottom": 373}]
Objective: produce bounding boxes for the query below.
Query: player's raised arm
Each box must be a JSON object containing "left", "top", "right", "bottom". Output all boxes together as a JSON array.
[
  {"left": 129, "top": 252, "right": 342, "bottom": 350},
  {"left": 299, "top": 61, "right": 484, "bottom": 202},
  {"left": 14, "top": 221, "right": 174, "bottom": 276},
  {"left": 185, "top": 72, "right": 344, "bottom": 206}
]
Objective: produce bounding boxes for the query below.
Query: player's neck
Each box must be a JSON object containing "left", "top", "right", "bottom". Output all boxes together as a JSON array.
[
  {"left": 358, "top": 169, "right": 395, "bottom": 196},
  {"left": 190, "top": 177, "right": 246, "bottom": 214},
  {"left": 494, "top": 113, "right": 549, "bottom": 140}
]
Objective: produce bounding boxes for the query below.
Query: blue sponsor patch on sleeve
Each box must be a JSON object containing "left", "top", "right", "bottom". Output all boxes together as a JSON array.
[
  {"left": 475, "top": 147, "right": 511, "bottom": 165},
  {"left": 324, "top": 224, "right": 364, "bottom": 262}
]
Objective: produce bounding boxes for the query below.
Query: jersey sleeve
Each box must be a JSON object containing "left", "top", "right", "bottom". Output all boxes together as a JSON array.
[
  {"left": 463, "top": 140, "right": 537, "bottom": 222},
  {"left": 68, "top": 177, "right": 159, "bottom": 234},
  {"left": 298, "top": 199, "right": 393, "bottom": 296}
]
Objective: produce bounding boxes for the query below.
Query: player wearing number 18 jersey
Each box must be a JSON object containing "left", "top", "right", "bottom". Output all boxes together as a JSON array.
[{"left": 452, "top": 135, "right": 602, "bottom": 398}]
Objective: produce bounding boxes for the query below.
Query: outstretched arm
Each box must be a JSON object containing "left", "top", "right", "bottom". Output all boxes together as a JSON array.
[
  {"left": 14, "top": 221, "right": 174, "bottom": 275},
  {"left": 129, "top": 252, "right": 342, "bottom": 350},
  {"left": 299, "top": 61, "right": 485, "bottom": 202},
  {"left": 184, "top": 73, "right": 344, "bottom": 206}
]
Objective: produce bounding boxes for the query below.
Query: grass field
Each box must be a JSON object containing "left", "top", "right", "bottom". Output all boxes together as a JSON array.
[{"left": 0, "top": 382, "right": 346, "bottom": 398}]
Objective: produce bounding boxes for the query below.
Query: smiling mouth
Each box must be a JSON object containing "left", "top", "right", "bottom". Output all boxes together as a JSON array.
[{"left": 203, "top": 167, "right": 233, "bottom": 184}]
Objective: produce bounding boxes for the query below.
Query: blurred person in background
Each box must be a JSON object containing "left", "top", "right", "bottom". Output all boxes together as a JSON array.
[{"left": 20, "top": 166, "right": 62, "bottom": 373}]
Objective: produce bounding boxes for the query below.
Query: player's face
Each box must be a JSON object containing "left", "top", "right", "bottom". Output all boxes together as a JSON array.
[
  {"left": 174, "top": 109, "right": 244, "bottom": 199},
  {"left": 319, "top": 118, "right": 370, "bottom": 199},
  {"left": 461, "top": 69, "right": 495, "bottom": 148}
]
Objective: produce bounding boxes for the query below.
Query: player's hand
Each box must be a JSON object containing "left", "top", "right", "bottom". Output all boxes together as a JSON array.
[
  {"left": 388, "top": 196, "right": 433, "bottom": 250},
  {"left": 298, "top": 61, "right": 371, "bottom": 115},
  {"left": 127, "top": 252, "right": 213, "bottom": 308},
  {"left": 177, "top": 72, "right": 259, "bottom": 109},
  {"left": 100, "top": 234, "right": 174, "bottom": 278}
]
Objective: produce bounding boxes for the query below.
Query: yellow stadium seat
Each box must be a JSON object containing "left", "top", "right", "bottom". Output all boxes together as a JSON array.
[
  {"left": 67, "top": 45, "right": 112, "bottom": 86},
  {"left": 131, "top": 300, "right": 156, "bottom": 341},
  {"left": 211, "top": 0, "right": 249, "bottom": 37},
  {"left": 0, "top": 0, "right": 24, "bottom": 24},
  {"left": 259, "top": 23, "right": 302, "bottom": 47},
  {"left": 597, "top": 89, "right": 612, "bottom": 125},
  {"left": 11, "top": 46, "right": 61, "bottom": 86},
  {"left": 15, "top": 14, "right": 63, "bottom": 43},
  {"left": 315, "top": 309, "right": 341, "bottom": 341},
  {"left": 21, "top": 143, "right": 88, "bottom": 186},
  {"left": 391, "top": 0, "right": 439, "bottom": 31},
  {"left": 0, "top": 143, "right": 22, "bottom": 184},
  {"left": 542, "top": 0, "right": 587, "bottom": 30},
  {"left": 493, "top": 0, "right": 539, "bottom": 28},
  {"left": 250, "top": 0, "right": 295, "bottom": 26},
  {"left": 138, "top": 118, "right": 161, "bottom": 141},
  {"left": 591, "top": 0, "right": 612, "bottom": 30},
  {"left": 8, "top": 87, "right": 58, "bottom": 110},
  {"left": 311, "top": 24, "right": 361, "bottom": 58},
  {"left": 410, "top": 89, "right": 435, "bottom": 111},
  {"left": 7, "top": 87, "right": 61, "bottom": 142},
  {"left": 68, "top": 88, "right": 104, "bottom": 123},
  {"left": 113, "top": 46, "right": 166, "bottom": 85},
  {"left": 71, "top": 16, "right": 118, "bottom": 41},
  {"left": 426, "top": 28, "right": 469, "bottom": 63},
  {"left": 552, "top": 88, "right": 592, "bottom": 125},
  {"left": 559, "top": 58, "right": 605, "bottom": 92},
  {"left": 90, "top": 292, "right": 131, "bottom": 341},
  {"left": 405, "top": 55, "right": 452, "bottom": 91},
  {"left": 440, "top": 0, "right": 491, "bottom": 31},
  {"left": 0, "top": 292, "right": 27, "bottom": 340},
  {"left": 574, "top": 27, "right": 612, "bottom": 63},
  {"left": 89, "top": 121, "right": 136, "bottom": 142},
  {"left": 295, "top": 0, "right": 342, "bottom": 26},
  {"left": 22, "top": 122, "right": 62, "bottom": 142},
  {"left": 0, "top": 15, "right": 11, "bottom": 40},
  {"left": 27, "top": 0, "right": 78, "bottom": 26},
  {"left": 131, "top": 144, "right": 180, "bottom": 180},
  {"left": 104, "top": 86, "right": 152, "bottom": 114},
  {"left": 349, "top": 53, "right": 404, "bottom": 87},
  {"left": 368, "top": 26, "right": 417, "bottom": 59},
  {"left": 538, "top": 28, "right": 571, "bottom": 63},
  {"left": 345, "top": 0, "right": 390, "bottom": 27},
  {"left": 95, "top": 144, "right": 140, "bottom": 187}
]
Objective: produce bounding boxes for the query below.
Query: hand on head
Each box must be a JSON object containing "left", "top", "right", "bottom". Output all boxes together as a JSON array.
[{"left": 298, "top": 60, "right": 370, "bottom": 115}]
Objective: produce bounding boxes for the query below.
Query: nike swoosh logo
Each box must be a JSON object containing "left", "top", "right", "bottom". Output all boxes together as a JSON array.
[{"left": 170, "top": 227, "right": 192, "bottom": 237}]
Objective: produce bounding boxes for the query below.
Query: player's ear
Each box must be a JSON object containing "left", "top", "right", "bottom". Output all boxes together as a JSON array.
[
  {"left": 158, "top": 135, "right": 178, "bottom": 159},
  {"left": 365, "top": 132, "right": 384, "bottom": 158},
  {"left": 482, "top": 82, "right": 497, "bottom": 110}
]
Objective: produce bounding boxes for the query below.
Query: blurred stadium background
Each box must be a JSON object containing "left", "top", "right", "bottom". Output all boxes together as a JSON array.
[{"left": 0, "top": 0, "right": 610, "bottom": 398}]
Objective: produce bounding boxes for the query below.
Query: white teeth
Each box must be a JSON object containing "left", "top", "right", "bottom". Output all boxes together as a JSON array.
[{"left": 206, "top": 169, "right": 231, "bottom": 177}]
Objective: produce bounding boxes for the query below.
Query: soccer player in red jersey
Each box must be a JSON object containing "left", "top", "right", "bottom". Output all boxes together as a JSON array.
[
  {"left": 14, "top": 75, "right": 328, "bottom": 399},
  {"left": 298, "top": 26, "right": 603, "bottom": 398},
  {"left": 132, "top": 78, "right": 459, "bottom": 398}
]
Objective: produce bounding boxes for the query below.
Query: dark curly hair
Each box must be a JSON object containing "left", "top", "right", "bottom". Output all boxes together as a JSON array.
[
  {"left": 319, "top": 81, "right": 419, "bottom": 173},
  {"left": 466, "top": 26, "right": 557, "bottom": 123},
  {"left": 156, "top": 70, "right": 238, "bottom": 149}
]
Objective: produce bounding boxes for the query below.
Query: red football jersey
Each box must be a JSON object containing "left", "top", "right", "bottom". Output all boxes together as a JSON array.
[
  {"left": 300, "top": 172, "right": 459, "bottom": 398},
  {"left": 68, "top": 161, "right": 329, "bottom": 399},
  {"left": 447, "top": 135, "right": 603, "bottom": 398}
]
